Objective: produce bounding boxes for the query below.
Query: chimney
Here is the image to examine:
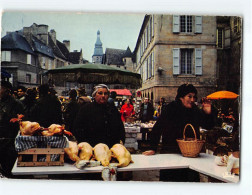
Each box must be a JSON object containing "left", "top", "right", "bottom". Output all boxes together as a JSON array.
[
  {"left": 49, "top": 29, "right": 56, "bottom": 44},
  {"left": 23, "top": 27, "right": 33, "bottom": 45},
  {"left": 37, "top": 24, "right": 49, "bottom": 45},
  {"left": 63, "top": 40, "right": 70, "bottom": 51}
]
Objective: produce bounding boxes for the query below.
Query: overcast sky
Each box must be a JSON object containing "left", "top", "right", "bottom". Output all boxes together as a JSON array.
[{"left": 1, "top": 11, "right": 145, "bottom": 62}]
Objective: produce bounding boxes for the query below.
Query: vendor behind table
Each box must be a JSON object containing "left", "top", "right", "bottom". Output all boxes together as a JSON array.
[
  {"left": 142, "top": 83, "right": 217, "bottom": 181},
  {"left": 73, "top": 84, "right": 125, "bottom": 148}
]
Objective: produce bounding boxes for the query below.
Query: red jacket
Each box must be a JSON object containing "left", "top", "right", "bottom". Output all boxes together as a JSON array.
[{"left": 120, "top": 103, "right": 135, "bottom": 122}]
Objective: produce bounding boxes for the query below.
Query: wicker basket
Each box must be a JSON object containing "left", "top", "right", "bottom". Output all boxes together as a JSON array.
[{"left": 176, "top": 124, "right": 205, "bottom": 157}]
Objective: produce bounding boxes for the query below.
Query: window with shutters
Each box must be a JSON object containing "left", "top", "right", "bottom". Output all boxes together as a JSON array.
[
  {"left": 146, "top": 59, "right": 149, "bottom": 79},
  {"left": 233, "top": 17, "right": 241, "bottom": 33},
  {"left": 217, "top": 28, "right": 224, "bottom": 48},
  {"left": 148, "top": 52, "right": 154, "bottom": 78},
  {"left": 181, "top": 49, "right": 193, "bottom": 74},
  {"left": 146, "top": 24, "right": 149, "bottom": 45},
  {"left": 180, "top": 15, "right": 192, "bottom": 33},
  {"left": 173, "top": 48, "right": 202, "bottom": 75},
  {"left": 173, "top": 15, "right": 202, "bottom": 34},
  {"left": 149, "top": 17, "right": 153, "bottom": 40},
  {"left": 1, "top": 51, "right": 11, "bottom": 62},
  {"left": 152, "top": 15, "right": 154, "bottom": 37}
]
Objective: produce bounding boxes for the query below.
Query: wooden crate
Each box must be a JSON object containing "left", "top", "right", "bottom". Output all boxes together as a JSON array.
[{"left": 17, "top": 146, "right": 64, "bottom": 167}]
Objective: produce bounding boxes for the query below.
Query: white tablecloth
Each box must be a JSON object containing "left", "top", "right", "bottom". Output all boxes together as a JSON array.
[{"left": 12, "top": 153, "right": 239, "bottom": 183}]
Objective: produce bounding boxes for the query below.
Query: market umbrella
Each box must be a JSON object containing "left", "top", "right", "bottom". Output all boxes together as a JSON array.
[
  {"left": 206, "top": 91, "right": 239, "bottom": 100},
  {"left": 45, "top": 63, "right": 141, "bottom": 87},
  {"left": 110, "top": 89, "right": 132, "bottom": 96}
]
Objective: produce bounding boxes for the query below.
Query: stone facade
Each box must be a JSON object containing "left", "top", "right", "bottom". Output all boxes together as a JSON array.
[
  {"left": 134, "top": 15, "right": 218, "bottom": 104},
  {"left": 216, "top": 16, "right": 241, "bottom": 94},
  {"left": 1, "top": 23, "right": 84, "bottom": 90}
]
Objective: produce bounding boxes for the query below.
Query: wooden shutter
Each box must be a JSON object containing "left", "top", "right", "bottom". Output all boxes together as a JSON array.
[
  {"left": 173, "top": 15, "right": 180, "bottom": 33},
  {"left": 151, "top": 15, "right": 154, "bottom": 37},
  {"left": 144, "top": 60, "right": 148, "bottom": 80},
  {"left": 27, "top": 54, "right": 31, "bottom": 64},
  {"left": 173, "top": 48, "right": 180, "bottom": 75},
  {"left": 195, "top": 48, "right": 202, "bottom": 75},
  {"left": 151, "top": 52, "right": 154, "bottom": 76},
  {"left": 195, "top": 16, "right": 202, "bottom": 33},
  {"left": 224, "top": 27, "right": 231, "bottom": 48}
]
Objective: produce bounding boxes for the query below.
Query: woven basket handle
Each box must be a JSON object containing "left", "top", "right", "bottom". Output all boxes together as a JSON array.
[{"left": 183, "top": 124, "right": 197, "bottom": 141}]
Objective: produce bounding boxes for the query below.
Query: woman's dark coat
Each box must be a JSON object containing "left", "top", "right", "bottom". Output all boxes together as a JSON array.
[
  {"left": 149, "top": 100, "right": 216, "bottom": 153},
  {"left": 73, "top": 101, "right": 125, "bottom": 148}
]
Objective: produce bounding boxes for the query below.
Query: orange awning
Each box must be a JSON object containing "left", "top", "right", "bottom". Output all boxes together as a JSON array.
[
  {"left": 110, "top": 89, "right": 132, "bottom": 96},
  {"left": 206, "top": 91, "right": 239, "bottom": 100}
]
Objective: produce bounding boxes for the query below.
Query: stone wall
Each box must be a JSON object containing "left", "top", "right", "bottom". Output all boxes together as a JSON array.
[{"left": 137, "top": 15, "right": 218, "bottom": 104}]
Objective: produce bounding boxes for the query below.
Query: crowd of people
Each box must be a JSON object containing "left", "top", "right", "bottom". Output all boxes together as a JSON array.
[{"left": 1, "top": 80, "right": 220, "bottom": 181}]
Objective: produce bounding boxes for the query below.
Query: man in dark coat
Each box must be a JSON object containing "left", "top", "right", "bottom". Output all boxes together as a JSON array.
[
  {"left": 63, "top": 89, "right": 79, "bottom": 132},
  {"left": 30, "top": 84, "right": 62, "bottom": 128},
  {"left": 73, "top": 84, "right": 125, "bottom": 148},
  {"left": 139, "top": 98, "right": 154, "bottom": 122},
  {"left": 0, "top": 81, "right": 24, "bottom": 177}
]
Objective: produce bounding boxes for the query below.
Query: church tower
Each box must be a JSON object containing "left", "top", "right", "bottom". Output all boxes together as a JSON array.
[{"left": 92, "top": 30, "right": 103, "bottom": 63}]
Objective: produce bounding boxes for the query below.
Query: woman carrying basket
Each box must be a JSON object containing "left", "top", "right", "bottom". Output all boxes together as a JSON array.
[{"left": 142, "top": 84, "right": 217, "bottom": 181}]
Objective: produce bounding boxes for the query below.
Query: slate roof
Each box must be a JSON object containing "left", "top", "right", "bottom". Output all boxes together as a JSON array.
[
  {"left": 1, "top": 32, "right": 34, "bottom": 54},
  {"left": 69, "top": 50, "right": 82, "bottom": 64},
  {"left": 124, "top": 47, "right": 132, "bottom": 58},
  {"left": 57, "top": 40, "right": 69, "bottom": 59},
  {"left": 31, "top": 36, "right": 54, "bottom": 58},
  {"left": 1, "top": 26, "right": 83, "bottom": 64},
  {"left": 103, "top": 47, "right": 132, "bottom": 66},
  {"left": 48, "top": 35, "right": 67, "bottom": 60}
]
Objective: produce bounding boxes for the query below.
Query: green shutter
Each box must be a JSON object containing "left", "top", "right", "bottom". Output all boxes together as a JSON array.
[
  {"left": 173, "top": 48, "right": 180, "bottom": 75},
  {"left": 173, "top": 15, "right": 180, "bottom": 33},
  {"left": 195, "top": 16, "right": 202, "bottom": 33},
  {"left": 195, "top": 48, "right": 202, "bottom": 75}
]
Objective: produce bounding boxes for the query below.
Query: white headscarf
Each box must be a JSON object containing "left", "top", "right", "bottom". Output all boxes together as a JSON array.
[{"left": 92, "top": 84, "right": 110, "bottom": 97}]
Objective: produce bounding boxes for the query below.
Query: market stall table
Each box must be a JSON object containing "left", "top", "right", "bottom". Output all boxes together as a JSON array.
[{"left": 12, "top": 153, "right": 239, "bottom": 183}]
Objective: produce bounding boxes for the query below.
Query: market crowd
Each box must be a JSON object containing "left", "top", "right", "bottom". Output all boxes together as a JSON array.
[{"left": 1, "top": 80, "right": 238, "bottom": 181}]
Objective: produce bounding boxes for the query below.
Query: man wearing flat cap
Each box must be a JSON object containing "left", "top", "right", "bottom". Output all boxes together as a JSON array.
[{"left": 0, "top": 81, "right": 24, "bottom": 177}]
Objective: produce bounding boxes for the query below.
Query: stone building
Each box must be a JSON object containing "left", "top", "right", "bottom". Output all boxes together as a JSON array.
[
  {"left": 101, "top": 46, "right": 136, "bottom": 90},
  {"left": 216, "top": 16, "right": 241, "bottom": 94},
  {"left": 1, "top": 31, "right": 53, "bottom": 88},
  {"left": 133, "top": 14, "right": 218, "bottom": 104},
  {"left": 1, "top": 23, "right": 84, "bottom": 90},
  {"left": 102, "top": 47, "right": 134, "bottom": 72}
]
